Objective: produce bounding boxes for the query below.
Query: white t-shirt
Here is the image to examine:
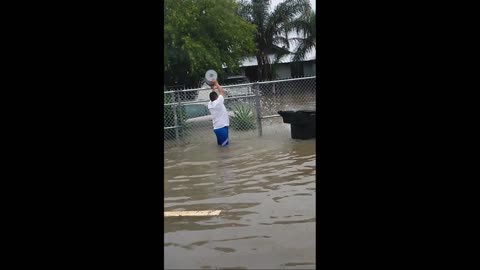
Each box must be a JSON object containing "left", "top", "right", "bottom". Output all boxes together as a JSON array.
[{"left": 207, "top": 94, "right": 229, "bottom": 129}]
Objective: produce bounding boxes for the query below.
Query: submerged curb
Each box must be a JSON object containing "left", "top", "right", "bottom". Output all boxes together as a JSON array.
[{"left": 164, "top": 210, "right": 222, "bottom": 217}]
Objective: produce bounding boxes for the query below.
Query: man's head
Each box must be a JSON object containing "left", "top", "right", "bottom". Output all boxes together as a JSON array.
[{"left": 209, "top": 91, "right": 218, "bottom": 102}]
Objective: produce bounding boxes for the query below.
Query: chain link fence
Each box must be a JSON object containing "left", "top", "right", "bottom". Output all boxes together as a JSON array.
[{"left": 164, "top": 76, "right": 316, "bottom": 148}]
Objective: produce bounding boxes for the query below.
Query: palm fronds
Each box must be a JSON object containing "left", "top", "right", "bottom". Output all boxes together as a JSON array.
[{"left": 237, "top": 0, "right": 312, "bottom": 80}]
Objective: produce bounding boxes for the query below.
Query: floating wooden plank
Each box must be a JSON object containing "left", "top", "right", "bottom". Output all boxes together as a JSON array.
[{"left": 164, "top": 210, "right": 222, "bottom": 217}]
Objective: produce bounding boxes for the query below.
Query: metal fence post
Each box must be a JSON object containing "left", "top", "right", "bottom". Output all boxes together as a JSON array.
[
  {"left": 254, "top": 82, "right": 263, "bottom": 137},
  {"left": 172, "top": 91, "right": 179, "bottom": 142},
  {"left": 177, "top": 90, "right": 183, "bottom": 141}
]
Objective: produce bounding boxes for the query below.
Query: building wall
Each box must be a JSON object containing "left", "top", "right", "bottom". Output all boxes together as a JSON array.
[
  {"left": 303, "top": 61, "right": 316, "bottom": 76},
  {"left": 240, "top": 60, "right": 315, "bottom": 81},
  {"left": 275, "top": 64, "right": 291, "bottom": 79}
]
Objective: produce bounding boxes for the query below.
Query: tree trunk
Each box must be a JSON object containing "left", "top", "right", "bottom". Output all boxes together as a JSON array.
[
  {"left": 256, "top": 51, "right": 274, "bottom": 82},
  {"left": 256, "top": 54, "right": 263, "bottom": 81},
  {"left": 262, "top": 53, "right": 273, "bottom": 81}
]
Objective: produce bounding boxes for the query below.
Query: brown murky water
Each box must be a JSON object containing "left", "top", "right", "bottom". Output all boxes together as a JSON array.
[{"left": 164, "top": 134, "right": 316, "bottom": 269}]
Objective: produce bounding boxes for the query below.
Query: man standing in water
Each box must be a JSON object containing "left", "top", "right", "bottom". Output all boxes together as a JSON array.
[{"left": 208, "top": 80, "right": 229, "bottom": 146}]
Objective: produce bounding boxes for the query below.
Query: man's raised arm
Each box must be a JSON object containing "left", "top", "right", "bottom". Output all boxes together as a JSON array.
[{"left": 212, "top": 80, "right": 225, "bottom": 96}]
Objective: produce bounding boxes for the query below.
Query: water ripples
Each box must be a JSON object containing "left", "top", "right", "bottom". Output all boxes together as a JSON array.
[{"left": 164, "top": 137, "right": 315, "bottom": 269}]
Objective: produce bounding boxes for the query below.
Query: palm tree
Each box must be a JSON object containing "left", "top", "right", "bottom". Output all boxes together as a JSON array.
[
  {"left": 289, "top": 9, "right": 316, "bottom": 62},
  {"left": 238, "top": 0, "right": 311, "bottom": 81}
]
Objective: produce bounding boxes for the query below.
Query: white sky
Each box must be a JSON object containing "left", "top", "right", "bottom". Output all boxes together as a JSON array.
[{"left": 270, "top": 0, "right": 316, "bottom": 11}]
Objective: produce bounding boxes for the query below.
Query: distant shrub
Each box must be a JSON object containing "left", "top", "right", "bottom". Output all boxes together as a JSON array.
[{"left": 230, "top": 103, "right": 256, "bottom": 131}]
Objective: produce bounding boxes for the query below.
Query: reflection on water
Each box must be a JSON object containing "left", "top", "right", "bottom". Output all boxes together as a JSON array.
[{"left": 164, "top": 135, "right": 315, "bottom": 269}]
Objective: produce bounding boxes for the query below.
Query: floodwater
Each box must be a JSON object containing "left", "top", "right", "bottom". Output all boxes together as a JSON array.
[{"left": 164, "top": 135, "right": 316, "bottom": 269}]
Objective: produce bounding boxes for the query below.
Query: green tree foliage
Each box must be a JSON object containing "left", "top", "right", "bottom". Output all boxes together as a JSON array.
[
  {"left": 164, "top": 0, "right": 256, "bottom": 88},
  {"left": 237, "top": 0, "right": 311, "bottom": 80}
]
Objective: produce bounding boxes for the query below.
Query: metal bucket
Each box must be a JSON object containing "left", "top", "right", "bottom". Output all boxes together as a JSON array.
[{"left": 205, "top": 70, "right": 217, "bottom": 86}]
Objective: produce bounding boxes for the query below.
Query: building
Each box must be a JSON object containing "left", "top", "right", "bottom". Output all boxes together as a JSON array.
[{"left": 235, "top": 47, "right": 316, "bottom": 82}]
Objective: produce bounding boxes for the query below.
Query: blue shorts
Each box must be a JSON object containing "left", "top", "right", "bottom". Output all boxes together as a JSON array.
[{"left": 213, "top": 126, "right": 229, "bottom": 146}]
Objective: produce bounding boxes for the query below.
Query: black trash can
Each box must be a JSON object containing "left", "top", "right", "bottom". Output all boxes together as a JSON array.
[{"left": 278, "top": 110, "right": 316, "bottom": 139}]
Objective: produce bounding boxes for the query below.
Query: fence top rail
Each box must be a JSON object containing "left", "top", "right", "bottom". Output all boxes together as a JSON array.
[
  {"left": 163, "top": 76, "right": 316, "bottom": 94},
  {"left": 164, "top": 83, "right": 255, "bottom": 94},
  {"left": 256, "top": 76, "right": 316, "bottom": 85},
  {"left": 164, "top": 94, "right": 256, "bottom": 106}
]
